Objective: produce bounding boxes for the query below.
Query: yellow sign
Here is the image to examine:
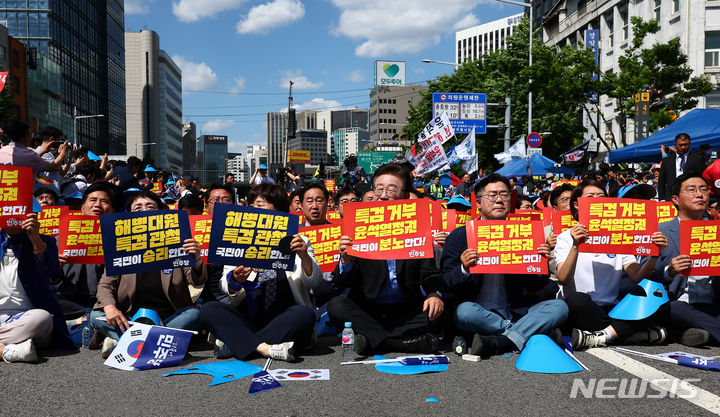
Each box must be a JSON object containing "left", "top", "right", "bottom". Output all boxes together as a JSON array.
[{"left": 287, "top": 150, "right": 311, "bottom": 163}]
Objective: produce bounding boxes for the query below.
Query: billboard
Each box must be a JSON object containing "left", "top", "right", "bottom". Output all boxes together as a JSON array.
[
  {"left": 203, "top": 135, "right": 228, "bottom": 145},
  {"left": 287, "top": 150, "right": 311, "bottom": 163},
  {"left": 375, "top": 60, "right": 406, "bottom": 86}
]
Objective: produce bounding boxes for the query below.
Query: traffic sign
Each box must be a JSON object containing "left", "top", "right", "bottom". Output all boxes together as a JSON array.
[
  {"left": 432, "top": 92, "right": 486, "bottom": 134},
  {"left": 527, "top": 132, "right": 542, "bottom": 148},
  {"left": 527, "top": 148, "right": 542, "bottom": 156}
]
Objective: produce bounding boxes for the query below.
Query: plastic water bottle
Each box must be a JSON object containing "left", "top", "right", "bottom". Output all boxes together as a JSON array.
[
  {"left": 81, "top": 308, "right": 92, "bottom": 349},
  {"left": 341, "top": 321, "right": 354, "bottom": 362}
]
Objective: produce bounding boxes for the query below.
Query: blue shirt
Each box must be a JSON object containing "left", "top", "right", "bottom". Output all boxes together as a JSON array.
[{"left": 338, "top": 259, "right": 406, "bottom": 304}]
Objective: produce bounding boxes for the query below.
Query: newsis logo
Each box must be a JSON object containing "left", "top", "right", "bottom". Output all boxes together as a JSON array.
[{"left": 570, "top": 378, "right": 699, "bottom": 399}]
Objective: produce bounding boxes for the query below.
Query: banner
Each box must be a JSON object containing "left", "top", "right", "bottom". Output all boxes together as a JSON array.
[
  {"left": 494, "top": 137, "right": 526, "bottom": 164},
  {"left": 104, "top": 323, "right": 193, "bottom": 371},
  {"left": 414, "top": 136, "right": 450, "bottom": 176},
  {"left": 324, "top": 179, "right": 335, "bottom": 191},
  {"left": 418, "top": 112, "right": 455, "bottom": 147},
  {"left": 445, "top": 146, "right": 460, "bottom": 166},
  {"left": 343, "top": 200, "right": 432, "bottom": 259},
  {"left": 461, "top": 153, "right": 478, "bottom": 175},
  {"left": 455, "top": 126, "right": 476, "bottom": 161},
  {"left": 58, "top": 215, "right": 104, "bottom": 263},
  {"left": 207, "top": 204, "right": 298, "bottom": 270},
  {"left": 466, "top": 220, "right": 547, "bottom": 274},
  {"left": 299, "top": 223, "right": 342, "bottom": 273},
  {"left": 657, "top": 201, "right": 678, "bottom": 224},
  {"left": 38, "top": 205, "right": 68, "bottom": 237},
  {"left": 189, "top": 214, "right": 212, "bottom": 262},
  {"left": 0, "top": 166, "right": 33, "bottom": 228},
  {"left": 552, "top": 210, "right": 577, "bottom": 234},
  {"left": 287, "top": 150, "right": 311, "bottom": 163},
  {"left": 551, "top": 179, "right": 580, "bottom": 190},
  {"left": 101, "top": 210, "right": 194, "bottom": 276},
  {"left": 680, "top": 221, "right": 720, "bottom": 276},
  {"left": 578, "top": 198, "right": 658, "bottom": 256}
]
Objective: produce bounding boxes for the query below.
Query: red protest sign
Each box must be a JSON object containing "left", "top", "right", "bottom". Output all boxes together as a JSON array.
[
  {"left": 151, "top": 181, "right": 162, "bottom": 195},
  {"left": 470, "top": 192, "right": 478, "bottom": 219},
  {"left": 344, "top": 199, "right": 432, "bottom": 259},
  {"left": 189, "top": 214, "right": 212, "bottom": 262},
  {"left": 455, "top": 212, "right": 472, "bottom": 228},
  {"left": 508, "top": 210, "right": 543, "bottom": 222},
  {"left": 442, "top": 209, "right": 456, "bottom": 233},
  {"left": 680, "top": 221, "right": 720, "bottom": 276},
  {"left": 324, "top": 179, "right": 335, "bottom": 192},
  {"left": 327, "top": 211, "right": 341, "bottom": 223},
  {"left": 466, "top": 220, "right": 547, "bottom": 275},
  {"left": 552, "top": 210, "right": 577, "bottom": 234},
  {"left": 58, "top": 214, "right": 104, "bottom": 263},
  {"left": 578, "top": 197, "right": 658, "bottom": 256},
  {"left": 656, "top": 201, "right": 678, "bottom": 224},
  {"left": 299, "top": 223, "right": 342, "bottom": 273},
  {"left": 429, "top": 201, "right": 442, "bottom": 234},
  {"left": 542, "top": 206, "right": 552, "bottom": 227},
  {"left": 38, "top": 205, "right": 68, "bottom": 237},
  {"left": 0, "top": 166, "right": 33, "bottom": 228}
]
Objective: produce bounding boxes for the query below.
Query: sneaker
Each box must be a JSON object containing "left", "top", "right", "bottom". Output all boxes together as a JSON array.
[
  {"left": 268, "top": 341, "right": 296, "bottom": 362},
  {"left": 101, "top": 337, "right": 118, "bottom": 359},
  {"left": 1, "top": 339, "right": 38, "bottom": 363},
  {"left": 572, "top": 329, "right": 607, "bottom": 350},
  {"left": 213, "top": 339, "right": 233, "bottom": 359},
  {"left": 679, "top": 328, "right": 710, "bottom": 347},
  {"left": 354, "top": 333, "right": 368, "bottom": 356},
  {"left": 469, "top": 334, "right": 499, "bottom": 357},
  {"left": 400, "top": 333, "right": 439, "bottom": 354},
  {"left": 623, "top": 325, "right": 667, "bottom": 346}
]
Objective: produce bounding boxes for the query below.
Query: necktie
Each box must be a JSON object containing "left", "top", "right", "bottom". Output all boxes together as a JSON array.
[
  {"left": 679, "top": 154, "right": 686, "bottom": 171},
  {"left": 257, "top": 269, "right": 278, "bottom": 309}
]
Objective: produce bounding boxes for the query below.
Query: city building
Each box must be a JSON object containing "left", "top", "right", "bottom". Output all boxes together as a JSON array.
[
  {"left": 226, "top": 152, "right": 246, "bottom": 180},
  {"left": 7, "top": 36, "right": 26, "bottom": 122},
  {"left": 246, "top": 144, "right": 267, "bottom": 180},
  {"left": 0, "top": 1, "right": 126, "bottom": 154},
  {"left": 316, "top": 109, "right": 368, "bottom": 159},
  {"left": 266, "top": 110, "right": 316, "bottom": 169},
  {"left": 182, "top": 121, "right": 197, "bottom": 178},
  {"left": 125, "top": 30, "right": 183, "bottom": 173},
  {"left": 27, "top": 53, "right": 63, "bottom": 132},
  {"left": 288, "top": 129, "right": 328, "bottom": 165},
  {"left": 368, "top": 84, "right": 426, "bottom": 143},
  {"left": 331, "top": 127, "right": 370, "bottom": 162},
  {"left": 197, "top": 135, "right": 228, "bottom": 184},
  {"left": 455, "top": 13, "right": 523, "bottom": 64},
  {"left": 538, "top": 0, "right": 720, "bottom": 149}
]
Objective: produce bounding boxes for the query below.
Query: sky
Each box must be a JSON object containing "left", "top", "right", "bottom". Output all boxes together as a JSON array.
[{"left": 124, "top": 0, "right": 527, "bottom": 154}]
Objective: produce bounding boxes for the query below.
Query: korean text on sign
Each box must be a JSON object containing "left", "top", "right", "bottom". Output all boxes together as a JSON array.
[
  {"left": 578, "top": 197, "right": 658, "bottom": 256},
  {"left": 657, "top": 201, "right": 678, "bottom": 224},
  {"left": 299, "top": 223, "right": 342, "bottom": 273},
  {"left": 207, "top": 204, "right": 298, "bottom": 271},
  {"left": 552, "top": 210, "right": 577, "bottom": 234},
  {"left": 0, "top": 166, "right": 32, "bottom": 228},
  {"left": 101, "top": 210, "right": 194, "bottom": 276},
  {"left": 343, "top": 199, "right": 432, "bottom": 260},
  {"left": 680, "top": 221, "right": 720, "bottom": 276},
  {"left": 58, "top": 214, "right": 104, "bottom": 264},
  {"left": 189, "top": 215, "right": 212, "bottom": 262},
  {"left": 38, "top": 205, "right": 68, "bottom": 237},
  {"left": 466, "top": 220, "right": 547, "bottom": 275}
]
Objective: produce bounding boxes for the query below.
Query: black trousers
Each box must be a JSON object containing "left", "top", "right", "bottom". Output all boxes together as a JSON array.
[
  {"left": 563, "top": 292, "right": 669, "bottom": 340},
  {"left": 55, "top": 296, "right": 91, "bottom": 320},
  {"left": 200, "top": 301, "right": 315, "bottom": 360},
  {"left": 670, "top": 301, "right": 720, "bottom": 343},
  {"left": 327, "top": 296, "right": 445, "bottom": 350}
]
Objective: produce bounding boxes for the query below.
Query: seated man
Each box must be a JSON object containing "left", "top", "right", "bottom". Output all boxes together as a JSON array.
[
  {"left": 198, "top": 184, "right": 236, "bottom": 304},
  {"left": 441, "top": 174, "right": 568, "bottom": 356},
  {"left": 328, "top": 163, "right": 447, "bottom": 355},
  {"left": 1, "top": 213, "right": 73, "bottom": 363}
]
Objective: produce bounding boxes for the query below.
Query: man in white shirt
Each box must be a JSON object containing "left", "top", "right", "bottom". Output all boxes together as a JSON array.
[{"left": 250, "top": 164, "right": 275, "bottom": 186}]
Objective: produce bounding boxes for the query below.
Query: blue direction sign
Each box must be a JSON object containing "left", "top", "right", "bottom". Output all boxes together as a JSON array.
[
  {"left": 432, "top": 92, "right": 486, "bottom": 134},
  {"left": 527, "top": 132, "right": 542, "bottom": 148}
]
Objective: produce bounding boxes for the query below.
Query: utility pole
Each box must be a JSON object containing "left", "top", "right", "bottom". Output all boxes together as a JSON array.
[{"left": 284, "top": 81, "right": 294, "bottom": 169}]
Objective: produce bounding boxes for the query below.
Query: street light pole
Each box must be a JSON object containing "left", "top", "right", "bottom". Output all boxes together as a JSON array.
[
  {"left": 73, "top": 105, "right": 104, "bottom": 146},
  {"left": 421, "top": 59, "right": 460, "bottom": 67},
  {"left": 136, "top": 142, "right": 157, "bottom": 159}
]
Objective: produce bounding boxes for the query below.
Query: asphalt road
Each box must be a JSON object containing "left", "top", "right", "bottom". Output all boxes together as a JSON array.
[{"left": 3, "top": 336, "right": 720, "bottom": 416}]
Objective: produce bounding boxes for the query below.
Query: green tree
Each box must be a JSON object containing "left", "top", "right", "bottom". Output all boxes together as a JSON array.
[
  {"left": 0, "top": 77, "right": 16, "bottom": 125},
  {"left": 405, "top": 17, "right": 598, "bottom": 173}
]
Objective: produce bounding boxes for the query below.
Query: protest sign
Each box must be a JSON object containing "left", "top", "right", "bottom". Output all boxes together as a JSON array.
[
  {"left": 0, "top": 166, "right": 32, "bottom": 228},
  {"left": 429, "top": 201, "right": 443, "bottom": 235},
  {"left": 104, "top": 323, "right": 193, "bottom": 371},
  {"left": 38, "top": 205, "right": 68, "bottom": 237},
  {"left": 543, "top": 206, "right": 552, "bottom": 227},
  {"left": 578, "top": 198, "right": 658, "bottom": 256},
  {"left": 466, "top": 220, "right": 547, "bottom": 274},
  {"left": 327, "top": 211, "right": 341, "bottom": 223},
  {"left": 657, "top": 201, "right": 678, "bottom": 224},
  {"left": 418, "top": 112, "right": 454, "bottom": 147},
  {"left": 508, "top": 210, "right": 543, "bottom": 222},
  {"left": 189, "top": 215, "right": 212, "bottom": 262},
  {"left": 207, "top": 204, "right": 298, "bottom": 270},
  {"left": 151, "top": 181, "right": 162, "bottom": 195},
  {"left": 101, "top": 210, "right": 194, "bottom": 276},
  {"left": 552, "top": 210, "right": 577, "bottom": 234},
  {"left": 343, "top": 200, "right": 432, "bottom": 259},
  {"left": 299, "top": 223, "right": 342, "bottom": 273},
  {"left": 455, "top": 212, "right": 472, "bottom": 228},
  {"left": 414, "top": 136, "right": 450, "bottom": 176},
  {"left": 58, "top": 215, "right": 104, "bottom": 263},
  {"left": 442, "top": 209, "right": 456, "bottom": 232},
  {"left": 324, "top": 179, "right": 335, "bottom": 192},
  {"left": 680, "top": 221, "right": 720, "bottom": 276}
]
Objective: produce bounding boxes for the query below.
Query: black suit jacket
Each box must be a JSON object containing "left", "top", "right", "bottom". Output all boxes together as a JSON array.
[{"left": 658, "top": 151, "right": 706, "bottom": 201}]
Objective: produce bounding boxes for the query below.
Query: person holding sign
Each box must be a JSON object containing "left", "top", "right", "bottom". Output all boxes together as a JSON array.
[
  {"left": 555, "top": 179, "right": 669, "bottom": 350},
  {"left": 91, "top": 191, "right": 207, "bottom": 358},
  {"left": 198, "top": 183, "right": 237, "bottom": 305},
  {"left": 0, "top": 211, "right": 74, "bottom": 363},
  {"left": 329, "top": 163, "right": 447, "bottom": 356},
  {"left": 653, "top": 173, "right": 718, "bottom": 346},
  {"left": 200, "top": 183, "right": 322, "bottom": 362},
  {"left": 441, "top": 174, "right": 567, "bottom": 357}
]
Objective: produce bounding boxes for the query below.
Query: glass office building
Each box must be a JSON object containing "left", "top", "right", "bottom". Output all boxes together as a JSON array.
[
  {"left": 0, "top": 0, "right": 126, "bottom": 154},
  {"left": 197, "top": 135, "right": 228, "bottom": 184}
]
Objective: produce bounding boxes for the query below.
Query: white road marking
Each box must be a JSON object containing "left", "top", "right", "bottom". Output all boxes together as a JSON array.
[{"left": 587, "top": 348, "right": 720, "bottom": 415}]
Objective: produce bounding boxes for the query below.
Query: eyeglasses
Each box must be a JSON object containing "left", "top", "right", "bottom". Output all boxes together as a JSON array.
[
  {"left": 681, "top": 186, "right": 709, "bottom": 196},
  {"left": 651, "top": 168, "right": 660, "bottom": 172},
  {"left": 339, "top": 198, "right": 358, "bottom": 204},
  {"left": 557, "top": 197, "right": 571, "bottom": 203},
  {"left": 208, "top": 197, "right": 234, "bottom": 204},
  {"left": 374, "top": 186, "right": 400, "bottom": 198},
  {"left": 480, "top": 192, "right": 510, "bottom": 202}
]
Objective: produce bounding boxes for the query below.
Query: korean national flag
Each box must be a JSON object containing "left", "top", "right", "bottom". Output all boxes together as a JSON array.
[{"left": 103, "top": 323, "right": 193, "bottom": 371}]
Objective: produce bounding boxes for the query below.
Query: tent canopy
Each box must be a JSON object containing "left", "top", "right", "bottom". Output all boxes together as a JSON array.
[
  {"left": 607, "top": 109, "right": 720, "bottom": 163},
  {"left": 494, "top": 153, "right": 574, "bottom": 178}
]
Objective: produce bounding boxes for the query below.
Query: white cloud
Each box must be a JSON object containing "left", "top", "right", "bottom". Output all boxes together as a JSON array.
[
  {"left": 172, "top": 55, "right": 219, "bottom": 93},
  {"left": 172, "top": 0, "right": 246, "bottom": 22},
  {"left": 293, "top": 98, "right": 343, "bottom": 112},
  {"left": 125, "top": 0, "right": 151, "bottom": 14},
  {"left": 229, "top": 76, "right": 246, "bottom": 93},
  {"left": 278, "top": 70, "right": 322, "bottom": 90},
  {"left": 348, "top": 69, "right": 365, "bottom": 83},
  {"left": 202, "top": 119, "right": 236, "bottom": 133},
  {"left": 229, "top": 134, "right": 264, "bottom": 153},
  {"left": 330, "top": 0, "right": 484, "bottom": 57},
  {"left": 236, "top": 0, "right": 305, "bottom": 34}
]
